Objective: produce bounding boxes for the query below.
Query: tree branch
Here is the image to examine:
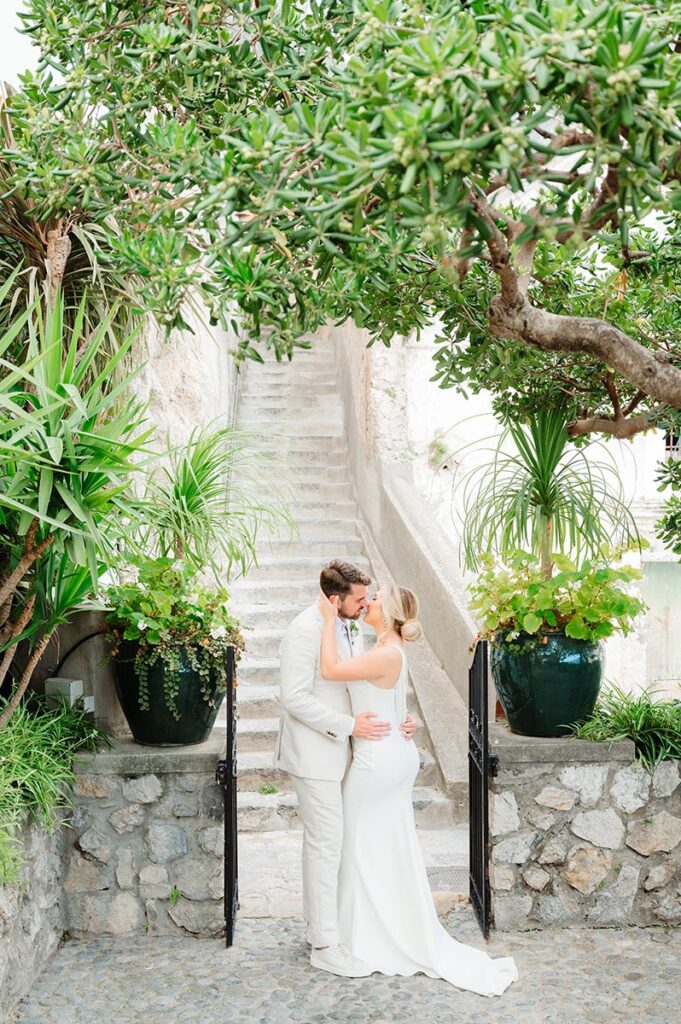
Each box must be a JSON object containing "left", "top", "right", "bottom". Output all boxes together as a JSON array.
[
  {"left": 469, "top": 192, "right": 522, "bottom": 306},
  {"left": 604, "top": 371, "right": 621, "bottom": 419},
  {"left": 486, "top": 293, "right": 681, "bottom": 412},
  {"left": 567, "top": 412, "right": 653, "bottom": 439}
]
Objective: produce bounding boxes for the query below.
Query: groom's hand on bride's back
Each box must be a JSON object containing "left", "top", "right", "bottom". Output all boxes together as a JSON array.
[{"left": 352, "top": 712, "right": 391, "bottom": 740}]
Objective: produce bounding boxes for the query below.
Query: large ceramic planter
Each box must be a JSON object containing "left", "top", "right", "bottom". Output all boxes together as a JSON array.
[
  {"left": 490, "top": 633, "right": 603, "bottom": 738},
  {"left": 112, "top": 642, "right": 225, "bottom": 746}
]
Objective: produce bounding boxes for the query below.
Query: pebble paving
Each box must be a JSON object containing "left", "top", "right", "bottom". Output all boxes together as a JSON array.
[{"left": 13, "top": 905, "right": 679, "bottom": 1024}]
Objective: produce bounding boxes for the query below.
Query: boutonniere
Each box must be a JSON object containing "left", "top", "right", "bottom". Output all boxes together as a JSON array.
[{"left": 349, "top": 620, "right": 360, "bottom": 641}]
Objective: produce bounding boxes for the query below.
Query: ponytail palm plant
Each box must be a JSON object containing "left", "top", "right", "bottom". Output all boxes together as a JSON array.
[
  {"left": 134, "top": 425, "right": 292, "bottom": 581},
  {"left": 460, "top": 409, "right": 640, "bottom": 579}
]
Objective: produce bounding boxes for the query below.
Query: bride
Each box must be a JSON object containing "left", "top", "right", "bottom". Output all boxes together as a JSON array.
[{"left": 318, "top": 581, "right": 518, "bottom": 998}]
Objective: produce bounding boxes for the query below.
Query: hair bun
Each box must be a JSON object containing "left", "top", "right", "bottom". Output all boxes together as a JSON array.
[{"left": 400, "top": 618, "right": 423, "bottom": 643}]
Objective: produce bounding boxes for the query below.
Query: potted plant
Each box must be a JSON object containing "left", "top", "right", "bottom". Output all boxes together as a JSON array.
[
  {"left": 103, "top": 425, "right": 289, "bottom": 745},
  {"left": 456, "top": 409, "right": 644, "bottom": 736},
  {"left": 105, "top": 559, "right": 244, "bottom": 745},
  {"left": 469, "top": 551, "right": 645, "bottom": 737}
]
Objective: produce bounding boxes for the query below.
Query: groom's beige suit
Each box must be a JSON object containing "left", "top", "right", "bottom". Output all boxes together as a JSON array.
[{"left": 275, "top": 603, "right": 360, "bottom": 947}]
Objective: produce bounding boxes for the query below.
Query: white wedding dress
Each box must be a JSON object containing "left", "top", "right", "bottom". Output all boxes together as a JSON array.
[{"left": 338, "top": 646, "right": 518, "bottom": 997}]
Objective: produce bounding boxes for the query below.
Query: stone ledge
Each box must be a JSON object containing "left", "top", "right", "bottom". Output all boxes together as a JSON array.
[
  {"left": 74, "top": 730, "right": 227, "bottom": 776},
  {"left": 490, "top": 723, "right": 636, "bottom": 765}
]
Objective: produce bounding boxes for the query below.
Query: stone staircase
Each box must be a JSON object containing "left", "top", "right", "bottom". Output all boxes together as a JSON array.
[{"left": 220, "top": 336, "right": 455, "bottom": 833}]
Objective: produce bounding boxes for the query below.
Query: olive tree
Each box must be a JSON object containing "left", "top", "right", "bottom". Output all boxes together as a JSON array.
[{"left": 6, "top": 0, "right": 681, "bottom": 436}]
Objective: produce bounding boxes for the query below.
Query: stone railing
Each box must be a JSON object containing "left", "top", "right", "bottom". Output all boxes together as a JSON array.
[
  {"left": 489, "top": 725, "right": 681, "bottom": 929},
  {"left": 0, "top": 820, "right": 66, "bottom": 1021},
  {"left": 63, "top": 735, "right": 226, "bottom": 938}
]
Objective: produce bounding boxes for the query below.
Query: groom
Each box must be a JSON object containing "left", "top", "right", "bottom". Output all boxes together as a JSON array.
[{"left": 275, "top": 559, "right": 418, "bottom": 976}]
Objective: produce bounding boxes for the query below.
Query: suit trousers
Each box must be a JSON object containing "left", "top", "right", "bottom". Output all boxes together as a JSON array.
[{"left": 292, "top": 775, "right": 343, "bottom": 948}]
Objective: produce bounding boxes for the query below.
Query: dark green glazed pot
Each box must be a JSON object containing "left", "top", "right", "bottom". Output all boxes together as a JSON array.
[
  {"left": 490, "top": 633, "right": 603, "bottom": 738},
  {"left": 113, "top": 642, "right": 224, "bottom": 746}
]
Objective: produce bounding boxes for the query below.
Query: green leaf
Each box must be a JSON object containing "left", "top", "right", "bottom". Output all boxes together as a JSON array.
[
  {"left": 565, "top": 617, "right": 589, "bottom": 640},
  {"left": 523, "top": 612, "right": 542, "bottom": 633}
]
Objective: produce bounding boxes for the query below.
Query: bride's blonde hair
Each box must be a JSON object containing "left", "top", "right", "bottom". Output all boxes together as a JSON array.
[{"left": 381, "top": 582, "right": 423, "bottom": 643}]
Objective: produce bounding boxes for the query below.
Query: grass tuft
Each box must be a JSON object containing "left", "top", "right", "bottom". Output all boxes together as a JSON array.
[
  {"left": 0, "top": 696, "right": 110, "bottom": 885},
  {"left": 571, "top": 685, "right": 681, "bottom": 771}
]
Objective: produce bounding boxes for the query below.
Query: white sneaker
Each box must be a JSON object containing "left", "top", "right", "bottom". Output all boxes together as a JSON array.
[{"left": 310, "top": 944, "right": 372, "bottom": 978}]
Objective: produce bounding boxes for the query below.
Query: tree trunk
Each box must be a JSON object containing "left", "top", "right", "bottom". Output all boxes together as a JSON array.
[
  {"left": 0, "top": 628, "right": 53, "bottom": 729},
  {"left": 0, "top": 529, "right": 54, "bottom": 610},
  {"left": 540, "top": 520, "right": 553, "bottom": 580},
  {"left": 45, "top": 226, "right": 71, "bottom": 305},
  {"left": 0, "top": 594, "right": 36, "bottom": 691}
]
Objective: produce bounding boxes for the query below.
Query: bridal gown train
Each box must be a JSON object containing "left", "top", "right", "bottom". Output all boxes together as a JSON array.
[{"left": 338, "top": 647, "right": 518, "bottom": 997}]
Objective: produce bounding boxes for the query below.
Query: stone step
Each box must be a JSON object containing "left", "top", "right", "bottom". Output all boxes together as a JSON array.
[
  {"left": 241, "top": 370, "right": 338, "bottom": 387},
  {"left": 241, "top": 400, "right": 345, "bottom": 418},
  {"left": 232, "top": 602, "right": 312, "bottom": 631},
  {"left": 235, "top": 746, "right": 437, "bottom": 788},
  {"left": 233, "top": 683, "right": 281, "bottom": 717},
  {"left": 273, "top": 463, "right": 353, "bottom": 483},
  {"left": 287, "top": 519, "right": 361, "bottom": 543},
  {"left": 245, "top": 555, "right": 371, "bottom": 581},
  {"left": 256, "top": 539, "right": 365, "bottom": 559},
  {"left": 235, "top": 716, "right": 280, "bottom": 752},
  {"left": 231, "top": 579, "right": 339, "bottom": 604},
  {"left": 239, "top": 422, "right": 345, "bottom": 438},
  {"left": 241, "top": 434, "right": 346, "bottom": 452},
  {"left": 237, "top": 785, "right": 451, "bottom": 831},
  {"left": 235, "top": 658, "right": 280, "bottom": 685},
  {"left": 293, "top": 499, "right": 360, "bottom": 520},
  {"left": 245, "top": 628, "right": 286, "bottom": 659},
  {"left": 239, "top": 383, "right": 339, "bottom": 400},
  {"left": 277, "top": 449, "right": 349, "bottom": 468}
]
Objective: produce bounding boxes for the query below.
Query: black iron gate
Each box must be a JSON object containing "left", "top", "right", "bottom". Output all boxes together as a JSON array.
[
  {"left": 468, "top": 639, "right": 499, "bottom": 939},
  {"left": 215, "top": 646, "right": 238, "bottom": 947}
]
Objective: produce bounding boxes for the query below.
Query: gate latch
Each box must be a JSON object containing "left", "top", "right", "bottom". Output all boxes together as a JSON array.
[
  {"left": 215, "top": 759, "right": 229, "bottom": 789},
  {"left": 488, "top": 754, "right": 500, "bottom": 778}
]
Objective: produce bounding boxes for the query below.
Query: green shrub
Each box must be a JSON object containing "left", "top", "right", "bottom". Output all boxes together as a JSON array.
[
  {"left": 468, "top": 551, "right": 645, "bottom": 648},
  {"left": 572, "top": 686, "right": 681, "bottom": 771},
  {"left": 0, "top": 696, "right": 109, "bottom": 885}
]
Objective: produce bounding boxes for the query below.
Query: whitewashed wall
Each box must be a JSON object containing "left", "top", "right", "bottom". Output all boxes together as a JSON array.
[{"left": 132, "top": 309, "right": 239, "bottom": 446}]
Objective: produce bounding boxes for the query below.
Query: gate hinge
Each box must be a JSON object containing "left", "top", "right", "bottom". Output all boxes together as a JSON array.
[
  {"left": 215, "top": 759, "right": 229, "bottom": 788},
  {"left": 488, "top": 754, "right": 500, "bottom": 778}
]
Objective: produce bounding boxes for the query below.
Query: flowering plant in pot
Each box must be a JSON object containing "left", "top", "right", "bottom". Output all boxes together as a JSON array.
[
  {"left": 468, "top": 551, "right": 646, "bottom": 737},
  {"left": 455, "top": 408, "right": 644, "bottom": 737},
  {"left": 103, "top": 425, "right": 289, "bottom": 745},
  {"left": 105, "top": 559, "right": 245, "bottom": 745}
]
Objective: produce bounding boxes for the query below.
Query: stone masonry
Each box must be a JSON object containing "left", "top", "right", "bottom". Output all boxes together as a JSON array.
[
  {"left": 489, "top": 725, "right": 681, "bottom": 929},
  {"left": 63, "top": 738, "right": 226, "bottom": 939},
  {"left": 0, "top": 820, "right": 65, "bottom": 1021}
]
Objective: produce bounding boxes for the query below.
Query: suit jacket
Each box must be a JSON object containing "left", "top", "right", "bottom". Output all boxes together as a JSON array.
[{"left": 274, "top": 603, "right": 362, "bottom": 781}]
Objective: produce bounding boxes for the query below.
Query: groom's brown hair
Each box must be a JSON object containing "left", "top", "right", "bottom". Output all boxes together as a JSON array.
[{"left": 320, "top": 559, "right": 372, "bottom": 598}]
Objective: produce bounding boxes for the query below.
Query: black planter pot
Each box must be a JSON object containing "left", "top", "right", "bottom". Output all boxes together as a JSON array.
[
  {"left": 112, "top": 642, "right": 226, "bottom": 746},
  {"left": 490, "top": 633, "right": 603, "bottom": 738}
]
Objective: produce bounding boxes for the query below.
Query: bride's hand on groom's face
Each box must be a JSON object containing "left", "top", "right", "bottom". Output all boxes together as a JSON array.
[{"left": 319, "top": 590, "right": 339, "bottom": 622}]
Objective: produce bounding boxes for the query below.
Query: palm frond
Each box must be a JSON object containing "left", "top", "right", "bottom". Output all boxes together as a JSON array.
[{"left": 457, "top": 410, "right": 640, "bottom": 572}]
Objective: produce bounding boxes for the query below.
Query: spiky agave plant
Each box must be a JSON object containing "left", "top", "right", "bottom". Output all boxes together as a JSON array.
[
  {"left": 0, "top": 285, "right": 151, "bottom": 728},
  {"left": 459, "top": 408, "right": 640, "bottom": 578}
]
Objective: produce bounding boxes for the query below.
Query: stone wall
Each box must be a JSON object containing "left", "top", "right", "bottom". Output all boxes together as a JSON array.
[
  {"left": 0, "top": 820, "right": 66, "bottom": 1021},
  {"left": 63, "top": 736, "right": 226, "bottom": 939},
  {"left": 489, "top": 726, "right": 681, "bottom": 929}
]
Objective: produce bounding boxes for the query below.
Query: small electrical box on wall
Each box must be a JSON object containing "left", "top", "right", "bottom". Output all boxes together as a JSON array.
[{"left": 44, "top": 677, "right": 94, "bottom": 713}]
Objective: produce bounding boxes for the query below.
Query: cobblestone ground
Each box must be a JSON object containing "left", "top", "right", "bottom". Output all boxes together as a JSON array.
[{"left": 13, "top": 905, "right": 679, "bottom": 1024}]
